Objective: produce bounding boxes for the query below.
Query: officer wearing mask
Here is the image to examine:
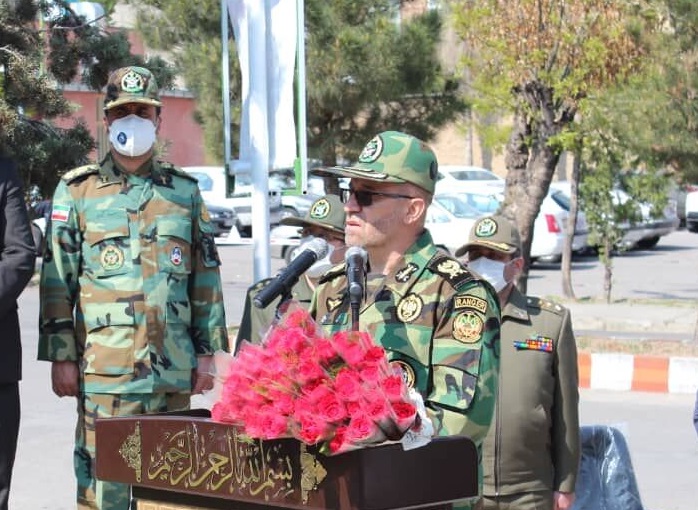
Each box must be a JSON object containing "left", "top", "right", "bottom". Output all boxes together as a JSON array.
[
  {"left": 456, "top": 215, "right": 580, "bottom": 510},
  {"left": 39, "top": 66, "right": 228, "bottom": 510},
  {"left": 235, "top": 194, "right": 347, "bottom": 350}
]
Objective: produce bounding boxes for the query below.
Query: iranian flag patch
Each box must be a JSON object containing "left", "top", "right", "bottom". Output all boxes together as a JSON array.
[{"left": 51, "top": 204, "right": 71, "bottom": 222}]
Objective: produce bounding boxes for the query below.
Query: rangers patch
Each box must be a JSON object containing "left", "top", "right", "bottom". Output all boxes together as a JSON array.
[
  {"left": 395, "top": 263, "right": 418, "bottom": 283},
  {"left": 454, "top": 295, "right": 488, "bottom": 314},
  {"left": 452, "top": 311, "right": 484, "bottom": 344},
  {"left": 390, "top": 360, "right": 416, "bottom": 389},
  {"left": 170, "top": 246, "right": 183, "bottom": 266},
  {"left": 396, "top": 294, "right": 423, "bottom": 323},
  {"left": 100, "top": 245, "right": 124, "bottom": 271}
]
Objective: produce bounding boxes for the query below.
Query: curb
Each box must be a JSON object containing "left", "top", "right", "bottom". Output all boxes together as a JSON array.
[{"left": 578, "top": 352, "right": 698, "bottom": 394}]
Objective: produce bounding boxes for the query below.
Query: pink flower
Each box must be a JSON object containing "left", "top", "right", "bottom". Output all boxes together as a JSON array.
[
  {"left": 333, "top": 368, "right": 362, "bottom": 400},
  {"left": 331, "top": 331, "right": 367, "bottom": 365},
  {"left": 316, "top": 393, "right": 347, "bottom": 424},
  {"left": 381, "top": 374, "right": 407, "bottom": 401}
]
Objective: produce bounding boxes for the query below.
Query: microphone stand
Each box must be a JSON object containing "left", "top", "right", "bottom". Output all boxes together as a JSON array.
[{"left": 349, "top": 284, "right": 362, "bottom": 332}]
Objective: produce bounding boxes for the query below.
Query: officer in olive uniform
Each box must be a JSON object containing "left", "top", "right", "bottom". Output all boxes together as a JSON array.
[
  {"left": 310, "top": 131, "right": 501, "bottom": 510},
  {"left": 235, "top": 194, "right": 347, "bottom": 351},
  {"left": 456, "top": 215, "right": 580, "bottom": 510},
  {"left": 38, "top": 66, "right": 229, "bottom": 510}
]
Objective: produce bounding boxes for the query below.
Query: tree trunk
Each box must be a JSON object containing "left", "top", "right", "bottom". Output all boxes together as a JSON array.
[
  {"left": 603, "top": 237, "right": 613, "bottom": 304},
  {"left": 561, "top": 153, "right": 582, "bottom": 299}
]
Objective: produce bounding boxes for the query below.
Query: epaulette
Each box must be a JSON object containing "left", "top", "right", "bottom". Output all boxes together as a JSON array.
[
  {"left": 526, "top": 296, "right": 566, "bottom": 316},
  {"left": 60, "top": 164, "right": 99, "bottom": 184},
  {"left": 317, "top": 263, "right": 346, "bottom": 285},
  {"left": 160, "top": 162, "right": 197, "bottom": 183},
  {"left": 427, "top": 253, "right": 475, "bottom": 289}
]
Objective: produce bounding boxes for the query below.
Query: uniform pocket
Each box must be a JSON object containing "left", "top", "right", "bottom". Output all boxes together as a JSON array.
[
  {"left": 82, "top": 302, "right": 136, "bottom": 375},
  {"left": 431, "top": 338, "right": 481, "bottom": 411},
  {"left": 158, "top": 217, "right": 192, "bottom": 274},
  {"left": 84, "top": 211, "right": 131, "bottom": 277}
]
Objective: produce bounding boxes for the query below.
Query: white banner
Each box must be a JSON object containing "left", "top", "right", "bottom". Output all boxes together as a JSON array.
[{"left": 227, "top": 0, "right": 297, "bottom": 169}]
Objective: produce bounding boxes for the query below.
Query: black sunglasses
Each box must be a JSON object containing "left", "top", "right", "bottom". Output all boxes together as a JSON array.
[{"left": 340, "top": 188, "right": 416, "bottom": 207}]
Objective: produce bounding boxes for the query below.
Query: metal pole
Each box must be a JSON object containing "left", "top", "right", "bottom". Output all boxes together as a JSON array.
[{"left": 295, "top": 0, "right": 308, "bottom": 192}]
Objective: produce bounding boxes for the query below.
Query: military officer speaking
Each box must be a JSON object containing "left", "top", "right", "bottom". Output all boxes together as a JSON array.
[
  {"left": 456, "top": 215, "right": 580, "bottom": 510},
  {"left": 38, "top": 66, "right": 229, "bottom": 510}
]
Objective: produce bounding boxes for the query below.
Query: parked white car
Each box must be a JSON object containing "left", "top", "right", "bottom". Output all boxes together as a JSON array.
[
  {"left": 445, "top": 182, "right": 589, "bottom": 263},
  {"left": 436, "top": 165, "right": 504, "bottom": 186},
  {"left": 182, "top": 166, "right": 283, "bottom": 237},
  {"left": 426, "top": 192, "right": 485, "bottom": 254}
]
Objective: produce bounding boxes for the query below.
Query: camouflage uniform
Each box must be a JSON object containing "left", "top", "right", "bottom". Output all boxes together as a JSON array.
[
  {"left": 235, "top": 194, "right": 346, "bottom": 351},
  {"left": 38, "top": 66, "right": 228, "bottom": 510},
  {"left": 311, "top": 132, "right": 501, "bottom": 510}
]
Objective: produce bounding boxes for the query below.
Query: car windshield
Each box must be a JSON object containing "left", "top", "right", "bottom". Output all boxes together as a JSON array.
[
  {"left": 189, "top": 172, "right": 214, "bottom": 191},
  {"left": 551, "top": 190, "right": 571, "bottom": 211},
  {"left": 434, "top": 195, "right": 483, "bottom": 219}
]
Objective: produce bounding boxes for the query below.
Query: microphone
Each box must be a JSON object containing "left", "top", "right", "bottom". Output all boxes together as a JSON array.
[
  {"left": 253, "top": 237, "right": 329, "bottom": 309},
  {"left": 345, "top": 246, "right": 368, "bottom": 307}
]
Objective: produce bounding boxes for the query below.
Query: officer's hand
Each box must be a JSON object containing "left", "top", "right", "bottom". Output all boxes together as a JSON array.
[
  {"left": 554, "top": 491, "right": 575, "bottom": 510},
  {"left": 51, "top": 361, "right": 79, "bottom": 397},
  {"left": 191, "top": 355, "right": 215, "bottom": 395}
]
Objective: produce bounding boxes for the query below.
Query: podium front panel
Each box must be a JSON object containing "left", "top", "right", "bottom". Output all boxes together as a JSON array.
[{"left": 96, "top": 410, "right": 478, "bottom": 510}]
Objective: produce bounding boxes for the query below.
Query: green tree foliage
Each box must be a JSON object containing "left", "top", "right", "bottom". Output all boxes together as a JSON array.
[
  {"left": 0, "top": 0, "right": 173, "bottom": 197},
  {"left": 450, "top": 0, "right": 659, "bottom": 291},
  {"left": 129, "top": 0, "right": 466, "bottom": 165}
]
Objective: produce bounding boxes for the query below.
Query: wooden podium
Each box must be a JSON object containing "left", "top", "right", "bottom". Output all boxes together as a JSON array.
[{"left": 95, "top": 410, "right": 478, "bottom": 510}]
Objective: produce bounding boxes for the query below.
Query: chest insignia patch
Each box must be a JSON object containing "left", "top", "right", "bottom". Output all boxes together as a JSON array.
[
  {"left": 170, "top": 246, "right": 183, "bottom": 266},
  {"left": 390, "top": 360, "right": 416, "bottom": 389},
  {"left": 396, "top": 294, "right": 423, "bottom": 323},
  {"left": 100, "top": 245, "right": 124, "bottom": 271},
  {"left": 454, "top": 295, "right": 488, "bottom": 313},
  {"left": 452, "top": 311, "right": 484, "bottom": 344},
  {"left": 395, "top": 263, "right": 419, "bottom": 283},
  {"left": 326, "top": 296, "right": 343, "bottom": 313},
  {"left": 436, "top": 260, "right": 466, "bottom": 280},
  {"left": 514, "top": 335, "right": 553, "bottom": 353}
]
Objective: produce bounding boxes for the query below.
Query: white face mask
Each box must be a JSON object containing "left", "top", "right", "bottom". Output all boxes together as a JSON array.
[
  {"left": 109, "top": 114, "right": 157, "bottom": 157},
  {"left": 291, "top": 237, "right": 336, "bottom": 279},
  {"left": 467, "top": 257, "right": 509, "bottom": 292}
]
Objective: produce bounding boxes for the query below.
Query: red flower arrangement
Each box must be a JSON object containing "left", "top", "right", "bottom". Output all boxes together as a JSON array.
[{"left": 211, "top": 306, "right": 418, "bottom": 455}]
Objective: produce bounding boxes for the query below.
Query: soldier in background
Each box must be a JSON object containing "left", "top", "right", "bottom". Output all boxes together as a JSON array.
[
  {"left": 456, "top": 215, "right": 580, "bottom": 510},
  {"left": 310, "top": 131, "right": 501, "bottom": 510},
  {"left": 38, "top": 66, "right": 229, "bottom": 510},
  {"left": 235, "top": 194, "right": 347, "bottom": 351}
]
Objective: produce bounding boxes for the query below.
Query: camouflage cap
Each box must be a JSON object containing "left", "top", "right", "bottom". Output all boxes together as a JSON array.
[
  {"left": 313, "top": 131, "right": 438, "bottom": 194},
  {"left": 279, "top": 194, "right": 345, "bottom": 235},
  {"left": 455, "top": 214, "right": 521, "bottom": 257},
  {"left": 103, "top": 66, "right": 162, "bottom": 111}
]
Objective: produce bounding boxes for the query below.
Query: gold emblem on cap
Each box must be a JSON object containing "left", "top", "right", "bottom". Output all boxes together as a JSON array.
[
  {"left": 309, "top": 198, "right": 330, "bottom": 219},
  {"left": 390, "top": 360, "right": 416, "bottom": 389},
  {"left": 397, "top": 294, "right": 423, "bottom": 323},
  {"left": 100, "top": 245, "right": 125, "bottom": 271},
  {"left": 453, "top": 311, "right": 484, "bottom": 343},
  {"left": 121, "top": 70, "right": 145, "bottom": 93},
  {"left": 358, "top": 135, "right": 383, "bottom": 163},
  {"left": 437, "top": 260, "right": 466, "bottom": 279},
  {"left": 475, "top": 217, "right": 498, "bottom": 238}
]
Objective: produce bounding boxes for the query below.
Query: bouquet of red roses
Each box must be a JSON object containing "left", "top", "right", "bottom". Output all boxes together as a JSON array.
[{"left": 211, "top": 306, "right": 418, "bottom": 455}]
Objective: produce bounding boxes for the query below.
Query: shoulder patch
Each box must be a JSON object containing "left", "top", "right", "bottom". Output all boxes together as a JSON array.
[
  {"left": 427, "top": 253, "right": 474, "bottom": 289},
  {"left": 61, "top": 165, "right": 99, "bottom": 184},
  {"left": 526, "top": 296, "right": 566, "bottom": 316},
  {"left": 162, "top": 162, "right": 198, "bottom": 183}
]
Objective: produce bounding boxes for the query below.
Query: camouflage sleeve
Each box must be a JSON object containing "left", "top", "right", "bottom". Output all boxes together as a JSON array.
[
  {"left": 425, "top": 280, "right": 500, "bottom": 447},
  {"left": 38, "top": 180, "right": 81, "bottom": 361},
  {"left": 189, "top": 189, "right": 229, "bottom": 354},
  {"left": 552, "top": 307, "right": 580, "bottom": 492}
]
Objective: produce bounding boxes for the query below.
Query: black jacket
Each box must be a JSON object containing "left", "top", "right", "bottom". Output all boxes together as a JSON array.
[{"left": 0, "top": 158, "right": 36, "bottom": 383}]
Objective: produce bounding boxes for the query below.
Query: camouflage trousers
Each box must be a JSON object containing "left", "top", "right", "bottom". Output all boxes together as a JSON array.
[{"left": 75, "top": 392, "right": 190, "bottom": 510}]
